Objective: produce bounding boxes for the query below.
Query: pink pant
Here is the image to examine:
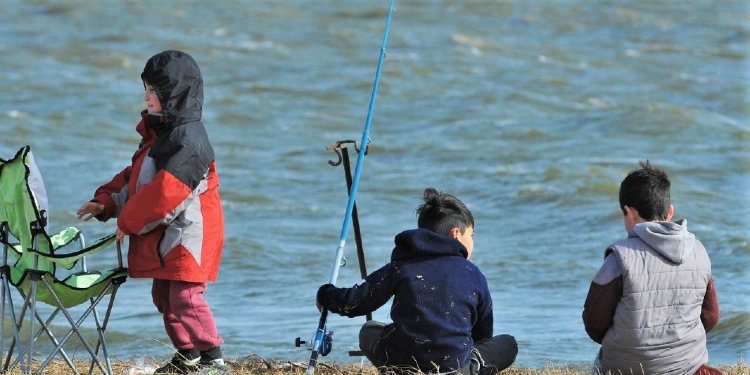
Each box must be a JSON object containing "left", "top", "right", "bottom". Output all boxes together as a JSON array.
[{"left": 151, "top": 279, "right": 223, "bottom": 351}]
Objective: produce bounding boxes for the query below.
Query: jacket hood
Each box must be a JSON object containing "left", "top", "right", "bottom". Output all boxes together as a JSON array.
[
  {"left": 391, "top": 228, "right": 468, "bottom": 262},
  {"left": 141, "top": 50, "right": 203, "bottom": 129},
  {"left": 632, "top": 218, "right": 695, "bottom": 264}
]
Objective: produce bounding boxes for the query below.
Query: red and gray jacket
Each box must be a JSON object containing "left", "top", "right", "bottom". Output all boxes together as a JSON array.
[{"left": 92, "top": 50, "right": 224, "bottom": 283}]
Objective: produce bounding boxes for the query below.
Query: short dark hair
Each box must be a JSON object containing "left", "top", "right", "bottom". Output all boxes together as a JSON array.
[
  {"left": 416, "top": 188, "right": 474, "bottom": 236},
  {"left": 619, "top": 161, "right": 671, "bottom": 221}
]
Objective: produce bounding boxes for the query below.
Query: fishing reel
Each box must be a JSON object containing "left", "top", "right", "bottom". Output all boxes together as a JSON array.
[{"left": 295, "top": 330, "right": 333, "bottom": 356}]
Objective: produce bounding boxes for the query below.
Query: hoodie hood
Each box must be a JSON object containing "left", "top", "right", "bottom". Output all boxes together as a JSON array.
[
  {"left": 632, "top": 218, "right": 695, "bottom": 264},
  {"left": 140, "top": 50, "right": 203, "bottom": 130},
  {"left": 391, "top": 228, "right": 468, "bottom": 262}
]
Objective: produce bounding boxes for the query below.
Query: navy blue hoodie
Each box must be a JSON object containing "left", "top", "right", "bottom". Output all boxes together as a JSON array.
[{"left": 317, "top": 228, "right": 493, "bottom": 372}]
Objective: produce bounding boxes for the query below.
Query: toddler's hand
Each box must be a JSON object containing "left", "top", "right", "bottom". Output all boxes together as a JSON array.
[
  {"left": 77, "top": 202, "right": 104, "bottom": 221},
  {"left": 115, "top": 228, "right": 126, "bottom": 244}
]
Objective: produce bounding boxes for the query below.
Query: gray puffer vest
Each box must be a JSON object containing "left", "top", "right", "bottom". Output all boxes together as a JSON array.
[{"left": 599, "top": 219, "right": 711, "bottom": 375}]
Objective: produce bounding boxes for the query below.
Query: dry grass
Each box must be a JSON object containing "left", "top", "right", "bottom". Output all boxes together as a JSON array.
[{"left": 0, "top": 356, "right": 747, "bottom": 375}]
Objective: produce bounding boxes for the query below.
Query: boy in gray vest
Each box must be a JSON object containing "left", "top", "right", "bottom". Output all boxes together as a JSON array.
[{"left": 583, "top": 161, "right": 721, "bottom": 375}]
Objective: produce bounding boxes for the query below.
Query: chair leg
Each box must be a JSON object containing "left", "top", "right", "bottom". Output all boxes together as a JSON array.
[
  {"left": 28, "top": 308, "right": 76, "bottom": 372},
  {"left": 11, "top": 306, "right": 75, "bottom": 371},
  {"left": 1, "top": 277, "right": 23, "bottom": 372},
  {"left": 0, "top": 274, "right": 11, "bottom": 373},
  {"left": 36, "top": 277, "right": 109, "bottom": 375},
  {"left": 87, "top": 284, "right": 120, "bottom": 375},
  {"left": 6, "top": 309, "right": 78, "bottom": 375},
  {"left": 1, "top": 273, "right": 122, "bottom": 375},
  {"left": 0, "top": 240, "right": 7, "bottom": 371},
  {"left": 4, "top": 280, "right": 35, "bottom": 373},
  {"left": 25, "top": 279, "right": 37, "bottom": 374},
  {"left": 87, "top": 297, "right": 106, "bottom": 375},
  {"left": 0, "top": 273, "right": 8, "bottom": 370},
  {"left": 0, "top": 275, "right": 6, "bottom": 363}
]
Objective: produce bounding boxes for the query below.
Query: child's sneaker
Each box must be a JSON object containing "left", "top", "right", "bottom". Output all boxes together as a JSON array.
[
  {"left": 154, "top": 349, "right": 200, "bottom": 374},
  {"left": 195, "top": 359, "right": 231, "bottom": 375},
  {"left": 195, "top": 347, "right": 231, "bottom": 375}
]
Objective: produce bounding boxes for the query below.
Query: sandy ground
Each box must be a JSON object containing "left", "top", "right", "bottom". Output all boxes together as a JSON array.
[{"left": 1, "top": 355, "right": 747, "bottom": 375}]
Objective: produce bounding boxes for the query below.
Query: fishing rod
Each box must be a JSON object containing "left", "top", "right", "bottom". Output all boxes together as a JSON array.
[{"left": 298, "top": 2, "right": 396, "bottom": 374}]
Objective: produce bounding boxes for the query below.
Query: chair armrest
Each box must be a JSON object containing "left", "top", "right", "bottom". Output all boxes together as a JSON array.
[
  {"left": 49, "top": 226, "right": 82, "bottom": 249},
  {"left": 31, "top": 233, "right": 117, "bottom": 270}
]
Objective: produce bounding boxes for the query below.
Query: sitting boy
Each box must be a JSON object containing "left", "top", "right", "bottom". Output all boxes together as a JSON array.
[
  {"left": 583, "top": 161, "right": 721, "bottom": 375},
  {"left": 317, "top": 187, "right": 517, "bottom": 374}
]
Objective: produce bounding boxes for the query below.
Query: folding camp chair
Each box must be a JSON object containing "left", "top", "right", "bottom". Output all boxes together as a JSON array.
[{"left": 0, "top": 146, "right": 127, "bottom": 375}]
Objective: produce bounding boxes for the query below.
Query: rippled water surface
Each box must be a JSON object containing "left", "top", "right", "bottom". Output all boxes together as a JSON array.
[{"left": 1, "top": 0, "right": 748, "bottom": 367}]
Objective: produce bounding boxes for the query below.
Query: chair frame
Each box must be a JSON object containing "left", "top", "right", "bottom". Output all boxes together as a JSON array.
[{"left": 0, "top": 146, "right": 127, "bottom": 375}]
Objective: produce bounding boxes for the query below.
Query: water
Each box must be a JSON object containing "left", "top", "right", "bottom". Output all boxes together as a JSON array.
[{"left": 1, "top": 0, "right": 748, "bottom": 368}]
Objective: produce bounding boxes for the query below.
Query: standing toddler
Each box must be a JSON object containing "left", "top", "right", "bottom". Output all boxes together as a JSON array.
[{"left": 78, "top": 50, "right": 229, "bottom": 375}]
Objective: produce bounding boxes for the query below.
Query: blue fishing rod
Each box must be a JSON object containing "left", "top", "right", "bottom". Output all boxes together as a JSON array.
[{"left": 301, "top": 1, "right": 396, "bottom": 374}]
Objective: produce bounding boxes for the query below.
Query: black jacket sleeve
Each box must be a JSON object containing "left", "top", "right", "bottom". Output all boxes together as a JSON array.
[
  {"left": 317, "top": 263, "right": 398, "bottom": 318},
  {"left": 471, "top": 277, "right": 494, "bottom": 341}
]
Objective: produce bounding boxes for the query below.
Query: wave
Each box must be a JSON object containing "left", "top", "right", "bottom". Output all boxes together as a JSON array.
[{"left": 707, "top": 311, "right": 750, "bottom": 356}]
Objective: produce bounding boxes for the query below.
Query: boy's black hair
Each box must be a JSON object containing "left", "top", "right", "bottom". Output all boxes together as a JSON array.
[
  {"left": 416, "top": 187, "right": 474, "bottom": 236},
  {"left": 619, "top": 160, "right": 671, "bottom": 221}
]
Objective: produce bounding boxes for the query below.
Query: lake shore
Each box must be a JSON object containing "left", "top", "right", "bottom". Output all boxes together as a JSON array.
[{"left": 7, "top": 356, "right": 748, "bottom": 375}]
